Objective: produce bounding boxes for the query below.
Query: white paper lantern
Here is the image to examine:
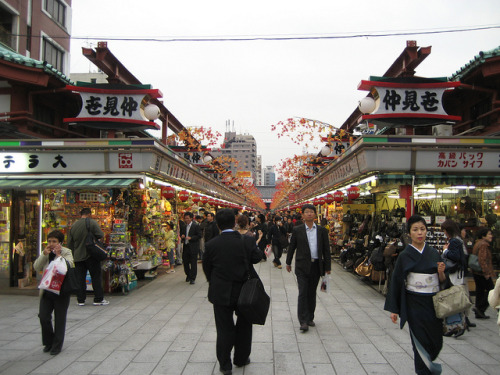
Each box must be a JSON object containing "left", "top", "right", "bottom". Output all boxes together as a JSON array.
[
  {"left": 358, "top": 97, "right": 376, "bottom": 114},
  {"left": 320, "top": 145, "right": 331, "bottom": 157},
  {"left": 144, "top": 104, "right": 160, "bottom": 120}
]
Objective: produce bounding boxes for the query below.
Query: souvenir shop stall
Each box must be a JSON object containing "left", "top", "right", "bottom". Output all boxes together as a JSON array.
[
  {"left": 285, "top": 135, "right": 500, "bottom": 287},
  {"left": 0, "top": 138, "right": 245, "bottom": 292}
]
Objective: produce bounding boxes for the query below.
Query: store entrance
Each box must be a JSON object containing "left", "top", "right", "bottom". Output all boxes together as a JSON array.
[{"left": 10, "top": 190, "right": 40, "bottom": 288}]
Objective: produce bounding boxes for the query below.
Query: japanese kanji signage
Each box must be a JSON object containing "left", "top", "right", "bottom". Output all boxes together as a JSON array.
[
  {"left": 358, "top": 79, "right": 461, "bottom": 122},
  {"left": 64, "top": 85, "right": 162, "bottom": 129},
  {"left": 416, "top": 150, "right": 500, "bottom": 172}
]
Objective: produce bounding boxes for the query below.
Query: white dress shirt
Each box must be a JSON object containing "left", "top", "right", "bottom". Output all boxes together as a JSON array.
[{"left": 305, "top": 223, "right": 318, "bottom": 259}]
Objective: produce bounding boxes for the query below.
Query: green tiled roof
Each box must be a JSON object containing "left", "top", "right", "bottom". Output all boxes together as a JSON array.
[
  {"left": 449, "top": 46, "right": 500, "bottom": 82},
  {"left": 0, "top": 44, "right": 73, "bottom": 84}
]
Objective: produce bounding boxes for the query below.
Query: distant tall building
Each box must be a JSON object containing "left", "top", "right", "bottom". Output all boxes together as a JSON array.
[
  {"left": 70, "top": 71, "right": 108, "bottom": 84},
  {"left": 211, "top": 129, "right": 258, "bottom": 182},
  {"left": 0, "top": 0, "right": 72, "bottom": 75},
  {"left": 264, "top": 166, "right": 276, "bottom": 186}
]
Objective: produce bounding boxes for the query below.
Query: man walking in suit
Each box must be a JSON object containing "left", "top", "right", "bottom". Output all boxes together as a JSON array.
[
  {"left": 286, "top": 204, "right": 331, "bottom": 332},
  {"left": 181, "top": 211, "right": 202, "bottom": 284},
  {"left": 203, "top": 208, "right": 262, "bottom": 375}
]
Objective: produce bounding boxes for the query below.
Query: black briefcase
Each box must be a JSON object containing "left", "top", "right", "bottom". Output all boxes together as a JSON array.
[{"left": 237, "top": 277, "right": 270, "bottom": 325}]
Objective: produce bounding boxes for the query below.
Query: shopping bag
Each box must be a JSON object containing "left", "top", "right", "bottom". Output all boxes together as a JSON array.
[
  {"left": 264, "top": 244, "right": 272, "bottom": 258},
  {"left": 433, "top": 285, "right": 472, "bottom": 319},
  {"left": 39, "top": 257, "right": 68, "bottom": 295},
  {"left": 320, "top": 275, "right": 330, "bottom": 293}
]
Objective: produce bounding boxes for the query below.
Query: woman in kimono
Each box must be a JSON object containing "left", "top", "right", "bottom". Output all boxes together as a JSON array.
[{"left": 385, "top": 215, "right": 446, "bottom": 375}]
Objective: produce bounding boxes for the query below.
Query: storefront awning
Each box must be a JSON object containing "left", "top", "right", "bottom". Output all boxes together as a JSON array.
[
  {"left": 0, "top": 178, "right": 137, "bottom": 189},
  {"left": 378, "top": 174, "right": 500, "bottom": 186}
]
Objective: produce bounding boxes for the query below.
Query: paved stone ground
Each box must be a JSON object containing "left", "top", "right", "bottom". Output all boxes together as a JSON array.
[{"left": 0, "top": 259, "right": 499, "bottom": 375}]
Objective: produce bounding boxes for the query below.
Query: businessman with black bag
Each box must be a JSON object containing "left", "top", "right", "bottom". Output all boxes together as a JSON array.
[{"left": 203, "top": 209, "right": 263, "bottom": 375}]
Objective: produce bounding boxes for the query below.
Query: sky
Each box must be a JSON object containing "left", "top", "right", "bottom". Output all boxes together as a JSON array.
[{"left": 69, "top": 0, "right": 500, "bottom": 172}]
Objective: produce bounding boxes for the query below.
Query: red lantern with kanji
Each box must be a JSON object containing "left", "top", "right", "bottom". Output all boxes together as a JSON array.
[
  {"left": 161, "top": 186, "right": 175, "bottom": 200},
  {"left": 347, "top": 186, "right": 360, "bottom": 200},
  {"left": 333, "top": 191, "right": 344, "bottom": 203},
  {"left": 192, "top": 193, "right": 200, "bottom": 203},
  {"left": 200, "top": 195, "right": 209, "bottom": 205},
  {"left": 324, "top": 194, "right": 334, "bottom": 205},
  {"left": 312, "top": 198, "right": 319, "bottom": 206},
  {"left": 209, "top": 198, "right": 217, "bottom": 206},
  {"left": 178, "top": 190, "right": 190, "bottom": 202},
  {"left": 317, "top": 196, "right": 326, "bottom": 206}
]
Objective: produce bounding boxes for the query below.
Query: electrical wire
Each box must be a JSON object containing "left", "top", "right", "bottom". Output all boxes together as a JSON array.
[{"left": 12, "top": 24, "right": 500, "bottom": 43}]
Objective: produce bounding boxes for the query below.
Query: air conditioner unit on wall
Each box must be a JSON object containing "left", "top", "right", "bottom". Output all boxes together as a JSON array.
[{"left": 432, "top": 124, "right": 453, "bottom": 136}]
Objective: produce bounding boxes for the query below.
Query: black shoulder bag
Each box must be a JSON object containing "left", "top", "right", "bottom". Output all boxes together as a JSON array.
[
  {"left": 85, "top": 218, "right": 108, "bottom": 261},
  {"left": 237, "top": 239, "right": 270, "bottom": 325}
]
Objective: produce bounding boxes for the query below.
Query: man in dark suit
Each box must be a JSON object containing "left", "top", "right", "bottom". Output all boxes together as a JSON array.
[
  {"left": 181, "top": 211, "right": 202, "bottom": 284},
  {"left": 203, "top": 208, "right": 262, "bottom": 375},
  {"left": 286, "top": 204, "right": 331, "bottom": 332}
]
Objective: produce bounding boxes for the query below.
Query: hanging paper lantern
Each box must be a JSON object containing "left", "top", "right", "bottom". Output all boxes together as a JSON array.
[
  {"left": 178, "top": 190, "right": 190, "bottom": 202},
  {"left": 317, "top": 196, "right": 326, "bottom": 206},
  {"left": 200, "top": 195, "right": 209, "bottom": 205},
  {"left": 347, "top": 186, "right": 360, "bottom": 200},
  {"left": 333, "top": 191, "right": 344, "bottom": 203},
  {"left": 209, "top": 198, "right": 217, "bottom": 206},
  {"left": 324, "top": 194, "right": 334, "bottom": 205},
  {"left": 192, "top": 193, "right": 200, "bottom": 203},
  {"left": 312, "top": 198, "right": 318, "bottom": 206},
  {"left": 161, "top": 186, "right": 175, "bottom": 200}
]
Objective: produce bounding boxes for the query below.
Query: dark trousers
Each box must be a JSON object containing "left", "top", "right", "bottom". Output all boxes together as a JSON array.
[
  {"left": 473, "top": 274, "right": 494, "bottom": 314},
  {"left": 272, "top": 244, "right": 283, "bottom": 266},
  {"left": 296, "top": 261, "right": 321, "bottom": 324},
  {"left": 38, "top": 291, "right": 70, "bottom": 352},
  {"left": 182, "top": 245, "right": 198, "bottom": 281},
  {"left": 75, "top": 257, "right": 104, "bottom": 303},
  {"left": 213, "top": 295, "right": 252, "bottom": 371}
]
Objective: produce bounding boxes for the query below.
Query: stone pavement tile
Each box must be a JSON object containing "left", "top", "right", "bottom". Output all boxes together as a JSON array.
[
  {"left": 28, "top": 350, "right": 81, "bottom": 374},
  {"left": 362, "top": 363, "right": 398, "bottom": 374},
  {"left": 337, "top": 327, "right": 369, "bottom": 344},
  {"left": 77, "top": 340, "right": 121, "bottom": 362},
  {"left": 151, "top": 351, "right": 190, "bottom": 375},
  {"left": 479, "top": 364, "right": 500, "bottom": 375},
  {"left": 170, "top": 332, "right": 203, "bottom": 352},
  {"left": 298, "top": 342, "right": 330, "bottom": 364},
  {"left": 273, "top": 333, "right": 299, "bottom": 353},
  {"left": 272, "top": 319, "right": 295, "bottom": 334},
  {"left": 182, "top": 362, "right": 216, "bottom": 375},
  {"left": 0, "top": 348, "right": 28, "bottom": 361},
  {"left": 242, "top": 362, "right": 274, "bottom": 375},
  {"left": 447, "top": 341, "right": 500, "bottom": 366},
  {"left": 274, "top": 352, "right": 306, "bottom": 375},
  {"left": 118, "top": 332, "right": 155, "bottom": 351},
  {"left": 134, "top": 340, "right": 171, "bottom": 362},
  {"left": 350, "top": 343, "right": 387, "bottom": 364},
  {"left": 439, "top": 353, "right": 491, "bottom": 375},
  {"left": 250, "top": 342, "right": 273, "bottom": 363},
  {"left": 56, "top": 360, "right": 99, "bottom": 375},
  {"left": 331, "top": 315, "right": 357, "bottom": 329},
  {"left": 1, "top": 333, "right": 39, "bottom": 351},
  {"left": 90, "top": 350, "right": 135, "bottom": 374},
  {"left": 367, "top": 334, "right": 405, "bottom": 353},
  {"left": 151, "top": 324, "right": 183, "bottom": 342},
  {"left": 0, "top": 360, "right": 44, "bottom": 375},
  {"left": 322, "top": 337, "right": 352, "bottom": 353},
  {"left": 303, "top": 363, "right": 336, "bottom": 374},
  {"left": 189, "top": 341, "right": 217, "bottom": 362},
  {"left": 381, "top": 351, "right": 416, "bottom": 375},
  {"left": 328, "top": 352, "right": 366, "bottom": 375},
  {"left": 296, "top": 329, "right": 323, "bottom": 344},
  {"left": 199, "top": 326, "right": 217, "bottom": 342},
  {"left": 65, "top": 333, "right": 108, "bottom": 351},
  {"left": 120, "top": 361, "right": 157, "bottom": 375},
  {"left": 252, "top": 324, "right": 272, "bottom": 343}
]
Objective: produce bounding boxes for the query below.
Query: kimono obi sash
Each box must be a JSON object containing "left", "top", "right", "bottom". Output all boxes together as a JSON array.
[{"left": 406, "top": 272, "right": 439, "bottom": 294}]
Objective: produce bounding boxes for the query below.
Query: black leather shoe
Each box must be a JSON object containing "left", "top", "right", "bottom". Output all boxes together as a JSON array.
[
  {"left": 185, "top": 276, "right": 190, "bottom": 282},
  {"left": 307, "top": 321, "right": 316, "bottom": 327},
  {"left": 190, "top": 280, "right": 195, "bottom": 285},
  {"left": 465, "top": 317, "right": 476, "bottom": 328},
  {"left": 234, "top": 358, "right": 250, "bottom": 367},
  {"left": 43, "top": 345, "right": 51, "bottom": 353},
  {"left": 473, "top": 307, "right": 489, "bottom": 319},
  {"left": 300, "top": 323, "right": 309, "bottom": 332},
  {"left": 219, "top": 368, "right": 232, "bottom": 375},
  {"left": 50, "top": 349, "right": 61, "bottom": 355}
]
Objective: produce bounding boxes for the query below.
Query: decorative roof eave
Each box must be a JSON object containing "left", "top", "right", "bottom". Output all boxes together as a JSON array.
[
  {"left": 0, "top": 45, "right": 73, "bottom": 85},
  {"left": 449, "top": 46, "right": 500, "bottom": 82}
]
